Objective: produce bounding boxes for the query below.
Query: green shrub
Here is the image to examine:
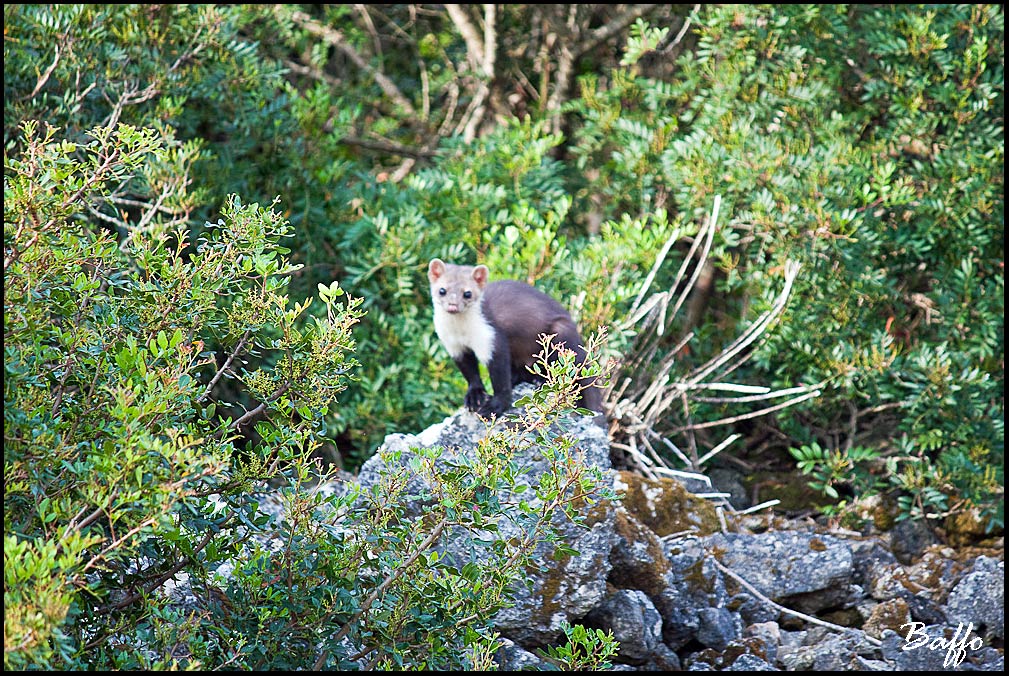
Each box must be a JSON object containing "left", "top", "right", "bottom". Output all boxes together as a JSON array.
[
  {"left": 3, "top": 119, "right": 359, "bottom": 669},
  {"left": 562, "top": 5, "right": 1003, "bottom": 530}
]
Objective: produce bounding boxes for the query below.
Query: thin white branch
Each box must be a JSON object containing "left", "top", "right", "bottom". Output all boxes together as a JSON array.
[
  {"left": 662, "top": 4, "right": 699, "bottom": 54},
  {"left": 733, "top": 499, "right": 781, "bottom": 515},
  {"left": 665, "top": 195, "right": 720, "bottom": 332},
  {"left": 696, "top": 433, "right": 741, "bottom": 466},
  {"left": 686, "top": 259, "right": 800, "bottom": 386},
  {"left": 691, "top": 383, "right": 771, "bottom": 394},
  {"left": 710, "top": 557, "right": 882, "bottom": 648},
  {"left": 30, "top": 44, "right": 61, "bottom": 99},
  {"left": 573, "top": 4, "right": 660, "bottom": 60},
  {"left": 670, "top": 389, "right": 821, "bottom": 433},
  {"left": 445, "top": 5, "right": 485, "bottom": 74},
  {"left": 629, "top": 221, "right": 680, "bottom": 318},
  {"left": 692, "top": 382, "right": 825, "bottom": 405},
  {"left": 287, "top": 7, "right": 417, "bottom": 116}
]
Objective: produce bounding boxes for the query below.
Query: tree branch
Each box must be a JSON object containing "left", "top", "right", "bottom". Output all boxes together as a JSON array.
[
  {"left": 285, "top": 7, "right": 417, "bottom": 117},
  {"left": 710, "top": 556, "right": 882, "bottom": 647},
  {"left": 445, "top": 5, "right": 486, "bottom": 74},
  {"left": 545, "top": 4, "right": 660, "bottom": 132},
  {"left": 339, "top": 135, "right": 440, "bottom": 159},
  {"left": 90, "top": 517, "right": 231, "bottom": 616},
  {"left": 315, "top": 518, "right": 449, "bottom": 669},
  {"left": 199, "top": 330, "right": 251, "bottom": 403},
  {"left": 573, "top": 4, "right": 660, "bottom": 60}
]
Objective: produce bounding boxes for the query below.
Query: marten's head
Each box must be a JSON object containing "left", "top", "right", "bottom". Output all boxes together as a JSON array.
[{"left": 428, "top": 259, "right": 488, "bottom": 315}]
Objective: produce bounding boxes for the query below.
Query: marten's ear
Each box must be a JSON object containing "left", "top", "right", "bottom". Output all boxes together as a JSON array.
[
  {"left": 428, "top": 258, "right": 445, "bottom": 283},
  {"left": 472, "top": 265, "right": 489, "bottom": 288}
]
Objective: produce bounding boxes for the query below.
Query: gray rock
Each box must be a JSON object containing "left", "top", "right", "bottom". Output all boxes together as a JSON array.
[
  {"left": 943, "top": 556, "right": 1004, "bottom": 641},
  {"left": 785, "top": 582, "right": 862, "bottom": 616},
  {"left": 744, "top": 621, "right": 781, "bottom": 665},
  {"left": 888, "top": 518, "right": 940, "bottom": 564},
  {"left": 696, "top": 607, "right": 741, "bottom": 651},
  {"left": 493, "top": 638, "right": 549, "bottom": 671},
  {"left": 778, "top": 628, "right": 807, "bottom": 653},
  {"left": 810, "top": 634, "right": 861, "bottom": 670},
  {"left": 880, "top": 623, "right": 996, "bottom": 671},
  {"left": 708, "top": 467, "right": 751, "bottom": 510},
  {"left": 734, "top": 592, "right": 780, "bottom": 626},
  {"left": 661, "top": 536, "right": 729, "bottom": 647},
  {"left": 703, "top": 530, "right": 853, "bottom": 611},
  {"left": 726, "top": 653, "right": 779, "bottom": 670},
  {"left": 778, "top": 629, "right": 878, "bottom": 671},
  {"left": 686, "top": 661, "right": 716, "bottom": 671},
  {"left": 647, "top": 643, "right": 682, "bottom": 671},
  {"left": 902, "top": 592, "right": 948, "bottom": 626},
  {"left": 358, "top": 386, "right": 616, "bottom": 645},
  {"left": 778, "top": 632, "right": 869, "bottom": 671},
  {"left": 851, "top": 656, "right": 893, "bottom": 671},
  {"left": 584, "top": 589, "right": 664, "bottom": 663},
  {"left": 971, "top": 648, "right": 1005, "bottom": 672},
  {"left": 778, "top": 644, "right": 816, "bottom": 671}
]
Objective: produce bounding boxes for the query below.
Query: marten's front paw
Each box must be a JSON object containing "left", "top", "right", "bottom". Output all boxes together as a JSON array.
[
  {"left": 464, "top": 386, "right": 488, "bottom": 411},
  {"left": 476, "top": 396, "right": 509, "bottom": 418}
]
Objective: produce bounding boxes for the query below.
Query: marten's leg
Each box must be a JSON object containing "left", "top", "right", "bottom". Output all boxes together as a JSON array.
[
  {"left": 454, "top": 350, "right": 488, "bottom": 412},
  {"left": 480, "top": 335, "right": 513, "bottom": 417}
]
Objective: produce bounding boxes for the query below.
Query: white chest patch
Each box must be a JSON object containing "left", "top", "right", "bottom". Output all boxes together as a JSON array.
[{"left": 433, "top": 306, "right": 496, "bottom": 365}]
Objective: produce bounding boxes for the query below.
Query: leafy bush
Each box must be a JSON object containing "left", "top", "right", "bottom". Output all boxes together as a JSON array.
[
  {"left": 3, "top": 118, "right": 357, "bottom": 668},
  {"left": 562, "top": 5, "right": 1003, "bottom": 529}
]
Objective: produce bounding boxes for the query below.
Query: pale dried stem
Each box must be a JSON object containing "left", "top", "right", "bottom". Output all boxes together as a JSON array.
[{"left": 611, "top": 195, "right": 813, "bottom": 477}]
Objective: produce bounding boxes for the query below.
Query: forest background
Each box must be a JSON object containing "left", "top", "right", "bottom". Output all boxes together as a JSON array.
[{"left": 4, "top": 4, "right": 1004, "bottom": 670}]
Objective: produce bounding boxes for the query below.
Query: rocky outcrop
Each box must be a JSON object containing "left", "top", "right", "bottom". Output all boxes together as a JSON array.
[
  {"left": 355, "top": 391, "right": 1000, "bottom": 673},
  {"left": 358, "top": 398, "right": 616, "bottom": 647},
  {"left": 225, "top": 382, "right": 1000, "bottom": 671},
  {"left": 357, "top": 386, "right": 1003, "bottom": 670},
  {"left": 944, "top": 556, "right": 1004, "bottom": 642},
  {"left": 149, "top": 374, "right": 1002, "bottom": 671}
]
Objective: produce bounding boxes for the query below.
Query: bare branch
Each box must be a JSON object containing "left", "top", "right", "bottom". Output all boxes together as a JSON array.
[
  {"left": 710, "top": 556, "right": 882, "bottom": 648},
  {"left": 283, "top": 58, "right": 343, "bottom": 88},
  {"left": 286, "top": 7, "right": 417, "bottom": 117},
  {"left": 545, "top": 4, "right": 660, "bottom": 131},
  {"left": 662, "top": 3, "right": 699, "bottom": 54},
  {"left": 90, "top": 516, "right": 232, "bottom": 616},
  {"left": 200, "top": 330, "right": 252, "bottom": 403},
  {"left": 445, "top": 5, "right": 486, "bottom": 74},
  {"left": 317, "top": 517, "right": 449, "bottom": 669},
  {"left": 30, "top": 44, "right": 61, "bottom": 99},
  {"left": 573, "top": 4, "right": 660, "bottom": 60},
  {"left": 339, "top": 135, "right": 440, "bottom": 159},
  {"left": 353, "top": 4, "right": 384, "bottom": 63},
  {"left": 669, "top": 388, "right": 822, "bottom": 434},
  {"left": 446, "top": 4, "right": 497, "bottom": 141}
]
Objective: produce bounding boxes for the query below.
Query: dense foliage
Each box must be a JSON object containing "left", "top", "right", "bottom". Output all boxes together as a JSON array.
[{"left": 4, "top": 3, "right": 1003, "bottom": 670}]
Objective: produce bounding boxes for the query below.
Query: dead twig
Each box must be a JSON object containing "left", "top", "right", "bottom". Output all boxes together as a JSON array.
[{"left": 710, "top": 556, "right": 882, "bottom": 648}]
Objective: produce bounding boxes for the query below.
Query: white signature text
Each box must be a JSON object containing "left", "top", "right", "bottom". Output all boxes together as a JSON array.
[{"left": 901, "top": 621, "right": 985, "bottom": 668}]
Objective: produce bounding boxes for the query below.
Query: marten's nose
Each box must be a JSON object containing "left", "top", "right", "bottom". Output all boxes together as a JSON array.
[{"left": 446, "top": 303, "right": 460, "bottom": 313}]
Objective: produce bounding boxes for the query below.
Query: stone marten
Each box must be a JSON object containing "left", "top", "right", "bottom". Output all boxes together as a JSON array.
[{"left": 428, "top": 258, "right": 603, "bottom": 418}]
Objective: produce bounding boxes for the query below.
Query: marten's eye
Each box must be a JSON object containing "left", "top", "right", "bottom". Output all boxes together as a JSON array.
[
  {"left": 463, "top": 290, "right": 472, "bottom": 299},
  {"left": 438, "top": 288, "right": 447, "bottom": 296}
]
